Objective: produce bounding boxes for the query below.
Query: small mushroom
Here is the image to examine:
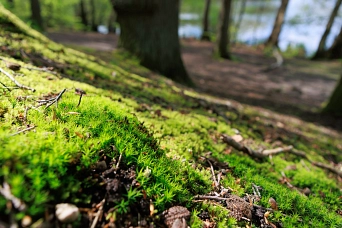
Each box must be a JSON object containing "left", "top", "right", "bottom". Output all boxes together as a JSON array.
[
  {"left": 268, "top": 197, "right": 278, "bottom": 210},
  {"left": 55, "top": 203, "right": 79, "bottom": 223}
]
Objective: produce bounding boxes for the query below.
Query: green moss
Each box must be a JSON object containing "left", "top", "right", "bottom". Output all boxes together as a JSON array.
[{"left": 0, "top": 4, "right": 342, "bottom": 227}]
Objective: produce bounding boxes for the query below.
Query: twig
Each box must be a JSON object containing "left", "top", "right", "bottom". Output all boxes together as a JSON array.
[
  {"left": 194, "top": 195, "right": 230, "bottom": 201},
  {"left": 0, "top": 67, "right": 35, "bottom": 92},
  {"left": 252, "top": 183, "right": 261, "bottom": 198},
  {"left": 207, "top": 159, "right": 219, "bottom": 188},
  {"left": 221, "top": 134, "right": 342, "bottom": 177},
  {"left": 36, "top": 89, "right": 66, "bottom": 110},
  {"left": 10, "top": 125, "right": 35, "bottom": 136},
  {"left": 90, "top": 199, "right": 105, "bottom": 228},
  {"left": 115, "top": 153, "right": 122, "bottom": 170},
  {"left": 0, "top": 81, "right": 11, "bottom": 91}
]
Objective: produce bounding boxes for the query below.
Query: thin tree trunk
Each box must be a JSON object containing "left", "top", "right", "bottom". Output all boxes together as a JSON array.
[
  {"left": 30, "top": 0, "right": 43, "bottom": 30},
  {"left": 325, "top": 26, "right": 342, "bottom": 59},
  {"left": 201, "top": 0, "right": 211, "bottom": 41},
  {"left": 112, "top": 0, "right": 193, "bottom": 86},
  {"left": 312, "top": 0, "right": 342, "bottom": 59},
  {"left": 232, "top": 0, "right": 247, "bottom": 44},
  {"left": 108, "top": 10, "right": 116, "bottom": 33},
  {"left": 90, "top": 0, "right": 97, "bottom": 31},
  {"left": 323, "top": 74, "right": 342, "bottom": 115},
  {"left": 265, "top": 0, "right": 289, "bottom": 47},
  {"left": 216, "top": 0, "right": 232, "bottom": 59},
  {"left": 79, "top": 0, "right": 89, "bottom": 30}
]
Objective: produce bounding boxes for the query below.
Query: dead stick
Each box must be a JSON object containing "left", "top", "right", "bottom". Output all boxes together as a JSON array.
[
  {"left": 45, "top": 89, "right": 66, "bottom": 109},
  {"left": 312, "top": 162, "right": 342, "bottom": 177},
  {"left": 90, "top": 199, "right": 105, "bottom": 228},
  {"left": 207, "top": 159, "right": 219, "bottom": 188},
  {"left": 10, "top": 126, "right": 35, "bottom": 136},
  {"left": 0, "top": 67, "right": 35, "bottom": 92},
  {"left": 115, "top": 153, "right": 122, "bottom": 170}
]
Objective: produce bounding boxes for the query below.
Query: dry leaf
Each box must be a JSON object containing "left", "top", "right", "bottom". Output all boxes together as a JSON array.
[{"left": 75, "top": 132, "right": 84, "bottom": 139}]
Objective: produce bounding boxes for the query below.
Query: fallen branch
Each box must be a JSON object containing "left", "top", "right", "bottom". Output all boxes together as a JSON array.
[
  {"left": 36, "top": 89, "right": 66, "bottom": 110},
  {"left": 0, "top": 67, "right": 35, "bottom": 92},
  {"left": 221, "top": 134, "right": 342, "bottom": 177},
  {"left": 0, "top": 182, "right": 26, "bottom": 211},
  {"left": 90, "top": 199, "right": 105, "bottom": 228},
  {"left": 10, "top": 125, "right": 36, "bottom": 136},
  {"left": 207, "top": 159, "right": 219, "bottom": 188}
]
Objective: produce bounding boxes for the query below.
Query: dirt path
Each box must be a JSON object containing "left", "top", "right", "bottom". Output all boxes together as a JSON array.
[{"left": 47, "top": 32, "right": 341, "bottom": 119}]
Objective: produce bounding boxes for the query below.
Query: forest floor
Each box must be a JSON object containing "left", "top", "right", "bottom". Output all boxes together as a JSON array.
[{"left": 46, "top": 32, "right": 342, "bottom": 130}]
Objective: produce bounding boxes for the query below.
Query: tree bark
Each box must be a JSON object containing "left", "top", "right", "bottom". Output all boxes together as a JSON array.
[
  {"left": 312, "top": 0, "right": 342, "bottom": 59},
  {"left": 325, "top": 26, "right": 342, "bottom": 59},
  {"left": 79, "top": 0, "right": 89, "bottom": 30},
  {"left": 265, "top": 0, "right": 289, "bottom": 47},
  {"left": 201, "top": 0, "right": 211, "bottom": 41},
  {"left": 111, "top": 0, "right": 193, "bottom": 86},
  {"left": 30, "top": 0, "right": 43, "bottom": 30},
  {"left": 216, "top": 0, "right": 232, "bottom": 59},
  {"left": 323, "top": 74, "right": 342, "bottom": 115}
]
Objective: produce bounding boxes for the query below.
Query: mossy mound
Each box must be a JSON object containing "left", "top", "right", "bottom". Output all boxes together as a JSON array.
[{"left": 0, "top": 4, "right": 341, "bottom": 227}]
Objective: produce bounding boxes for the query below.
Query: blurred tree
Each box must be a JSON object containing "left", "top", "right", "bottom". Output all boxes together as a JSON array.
[
  {"left": 30, "top": 0, "right": 43, "bottom": 30},
  {"left": 312, "top": 0, "right": 342, "bottom": 59},
  {"left": 323, "top": 74, "right": 342, "bottom": 115},
  {"left": 216, "top": 0, "right": 232, "bottom": 59},
  {"left": 265, "top": 0, "right": 289, "bottom": 47},
  {"left": 201, "top": 0, "right": 211, "bottom": 41},
  {"left": 90, "top": 0, "right": 97, "bottom": 31},
  {"left": 232, "top": 0, "right": 246, "bottom": 44},
  {"left": 78, "top": 0, "right": 89, "bottom": 30},
  {"left": 111, "top": 0, "right": 192, "bottom": 86},
  {"left": 326, "top": 26, "right": 342, "bottom": 59},
  {"left": 107, "top": 10, "right": 116, "bottom": 33}
]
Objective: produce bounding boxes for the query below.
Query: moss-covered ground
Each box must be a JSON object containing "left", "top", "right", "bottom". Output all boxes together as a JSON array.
[{"left": 0, "top": 4, "right": 341, "bottom": 227}]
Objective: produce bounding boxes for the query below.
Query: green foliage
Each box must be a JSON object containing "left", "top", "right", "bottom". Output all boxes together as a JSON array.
[{"left": 0, "top": 6, "right": 341, "bottom": 227}]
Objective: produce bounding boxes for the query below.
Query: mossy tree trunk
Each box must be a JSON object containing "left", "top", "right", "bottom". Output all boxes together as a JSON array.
[
  {"left": 323, "top": 74, "right": 342, "bottom": 115},
  {"left": 30, "top": 0, "right": 43, "bottom": 30},
  {"left": 312, "top": 0, "right": 341, "bottom": 59},
  {"left": 216, "top": 0, "right": 232, "bottom": 59},
  {"left": 111, "top": 0, "right": 193, "bottom": 86},
  {"left": 265, "top": 0, "right": 289, "bottom": 47},
  {"left": 201, "top": 0, "right": 211, "bottom": 41}
]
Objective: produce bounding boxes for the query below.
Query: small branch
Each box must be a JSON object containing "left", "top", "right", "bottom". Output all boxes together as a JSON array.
[
  {"left": 207, "top": 159, "right": 219, "bottom": 188},
  {"left": 221, "top": 134, "right": 342, "bottom": 177},
  {"left": 194, "top": 195, "right": 230, "bottom": 201},
  {"left": 90, "top": 199, "right": 105, "bottom": 228},
  {"left": 10, "top": 125, "right": 36, "bottom": 136},
  {"left": 0, "top": 67, "right": 35, "bottom": 92},
  {"left": 115, "top": 153, "right": 122, "bottom": 170},
  {"left": 0, "top": 182, "right": 26, "bottom": 211},
  {"left": 0, "top": 81, "right": 11, "bottom": 91},
  {"left": 36, "top": 89, "right": 67, "bottom": 110}
]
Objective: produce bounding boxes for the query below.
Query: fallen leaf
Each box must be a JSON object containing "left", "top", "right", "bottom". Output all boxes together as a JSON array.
[{"left": 75, "top": 132, "right": 83, "bottom": 139}]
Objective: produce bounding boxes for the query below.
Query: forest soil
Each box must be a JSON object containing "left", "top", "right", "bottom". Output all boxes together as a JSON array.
[{"left": 47, "top": 32, "right": 342, "bottom": 130}]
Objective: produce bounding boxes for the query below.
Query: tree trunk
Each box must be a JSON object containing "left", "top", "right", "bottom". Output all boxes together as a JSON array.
[
  {"left": 216, "top": 0, "right": 232, "bottom": 59},
  {"left": 108, "top": 10, "right": 116, "bottom": 33},
  {"left": 201, "top": 0, "right": 211, "bottom": 41},
  {"left": 232, "top": 0, "right": 247, "bottom": 44},
  {"left": 265, "top": 0, "right": 289, "bottom": 47},
  {"left": 323, "top": 74, "right": 342, "bottom": 115},
  {"left": 312, "top": 0, "right": 342, "bottom": 59},
  {"left": 325, "top": 26, "right": 342, "bottom": 59},
  {"left": 30, "top": 0, "right": 43, "bottom": 30},
  {"left": 111, "top": 0, "right": 192, "bottom": 86},
  {"left": 90, "top": 0, "right": 97, "bottom": 31},
  {"left": 79, "top": 0, "right": 89, "bottom": 30}
]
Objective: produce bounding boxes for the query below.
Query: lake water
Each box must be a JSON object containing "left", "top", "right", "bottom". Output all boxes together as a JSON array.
[{"left": 179, "top": 0, "right": 342, "bottom": 56}]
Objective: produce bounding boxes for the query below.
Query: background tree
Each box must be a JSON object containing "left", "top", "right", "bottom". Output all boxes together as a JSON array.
[
  {"left": 78, "top": 0, "right": 89, "bottom": 30},
  {"left": 312, "top": 0, "right": 342, "bottom": 59},
  {"left": 265, "top": 0, "right": 289, "bottom": 47},
  {"left": 89, "top": 0, "right": 97, "bottom": 31},
  {"left": 216, "top": 0, "right": 232, "bottom": 59},
  {"left": 232, "top": 0, "right": 247, "bottom": 44},
  {"left": 30, "top": 0, "right": 43, "bottom": 29},
  {"left": 323, "top": 74, "right": 342, "bottom": 115},
  {"left": 111, "top": 0, "right": 192, "bottom": 86},
  {"left": 201, "top": 0, "right": 211, "bottom": 41},
  {"left": 325, "top": 26, "right": 342, "bottom": 59}
]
